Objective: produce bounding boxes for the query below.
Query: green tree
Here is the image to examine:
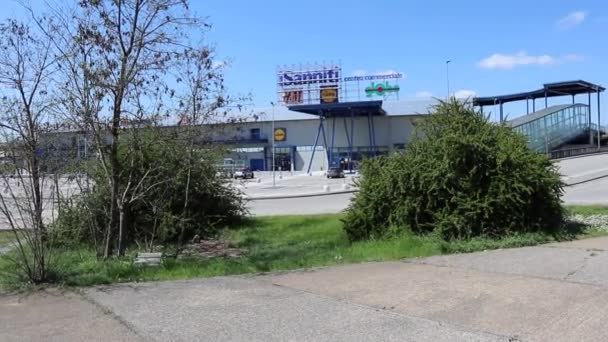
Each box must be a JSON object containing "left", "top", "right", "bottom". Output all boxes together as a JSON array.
[
  {"left": 343, "top": 99, "right": 564, "bottom": 241},
  {"left": 53, "top": 129, "right": 246, "bottom": 253},
  {"left": 25, "top": 0, "right": 242, "bottom": 257}
]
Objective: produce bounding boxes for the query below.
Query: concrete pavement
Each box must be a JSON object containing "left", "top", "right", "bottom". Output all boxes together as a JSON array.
[
  {"left": 76, "top": 236, "right": 608, "bottom": 341},
  {"left": 0, "top": 289, "right": 143, "bottom": 342},
  {"left": 86, "top": 278, "right": 507, "bottom": 342}
]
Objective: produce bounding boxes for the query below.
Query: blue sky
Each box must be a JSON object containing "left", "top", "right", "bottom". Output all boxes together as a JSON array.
[
  {"left": 193, "top": 0, "right": 607, "bottom": 121},
  {"left": 3, "top": 0, "right": 607, "bottom": 122}
]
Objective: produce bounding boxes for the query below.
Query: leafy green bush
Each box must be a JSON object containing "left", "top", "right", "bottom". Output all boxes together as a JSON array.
[
  {"left": 51, "top": 129, "right": 246, "bottom": 251},
  {"left": 343, "top": 99, "right": 564, "bottom": 241}
]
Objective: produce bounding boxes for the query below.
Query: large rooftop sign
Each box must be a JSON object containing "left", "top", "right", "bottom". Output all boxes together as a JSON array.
[
  {"left": 276, "top": 62, "right": 403, "bottom": 106},
  {"left": 277, "top": 63, "right": 341, "bottom": 106},
  {"left": 278, "top": 66, "right": 341, "bottom": 87}
]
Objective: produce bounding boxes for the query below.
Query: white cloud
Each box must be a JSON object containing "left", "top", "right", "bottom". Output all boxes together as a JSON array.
[
  {"left": 454, "top": 90, "right": 476, "bottom": 99},
  {"left": 415, "top": 91, "right": 433, "bottom": 98},
  {"left": 478, "top": 52, "right": 554, "bottom": 69},
  {"left": 557, "top": 11, "right": 588, "bottom": 30},
  {"left": 477, "top": 51, "right": 583, "bottom": 70}
]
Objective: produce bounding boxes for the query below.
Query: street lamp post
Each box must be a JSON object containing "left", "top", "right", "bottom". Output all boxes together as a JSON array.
[
  {"left": 270, "top": 102, "right": 276, "bottom": 187},
  {"left": 446, "top": 59, "right": 451, "bottom": 99}
]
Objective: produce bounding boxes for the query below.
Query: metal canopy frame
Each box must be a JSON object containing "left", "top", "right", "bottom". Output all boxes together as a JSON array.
[
  {"left": 473, "top": 80, "right": 605, "bottom": 149},
  {"left": 288, "top": 101, "right": 385, "bottom": 173},
  {"left": 473, "top": 80, "right": 605, "bottom": 107},
  {"left": 473, "top": 80, "right": 605, "bottom": 124},
  {"left": 288, "top": 100, "right": 385, "bottom": 117}
]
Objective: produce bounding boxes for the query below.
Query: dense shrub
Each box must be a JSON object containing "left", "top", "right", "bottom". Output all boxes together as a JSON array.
[
  {"left": 51, "top": 130, "right": 246, "bottom": 250},
  {"left": 343, "top": 99, "right": 564, "bottom": 241}
]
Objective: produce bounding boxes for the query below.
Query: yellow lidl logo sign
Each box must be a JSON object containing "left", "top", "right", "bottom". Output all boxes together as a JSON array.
[
  {"left": 274, "top": 128, "right": 286, "bottom": 142},
  {"left": 320, "top": 87, "right": 339, "bottom": 103}
]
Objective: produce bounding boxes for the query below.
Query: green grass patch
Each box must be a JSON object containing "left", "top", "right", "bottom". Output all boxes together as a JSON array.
[
  {"left": 1, "top": 212, "right": 605, "bottom": 288},
  {"left": 566, "top": 205, "right": 608, "bottom": 216},
  {"left": 0, "top": 231, "right": 16, "bottom": 245}
]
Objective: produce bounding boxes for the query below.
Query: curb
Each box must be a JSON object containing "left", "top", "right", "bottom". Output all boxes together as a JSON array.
[
  {"left": 552, "top": 150, "right": 608, "bottom": 162},
  {"left": 245, "top": 189, "right": 359, "bottom": 200},
  {"left": 564, "top": 173, "right": 608, "bottom": 187}
]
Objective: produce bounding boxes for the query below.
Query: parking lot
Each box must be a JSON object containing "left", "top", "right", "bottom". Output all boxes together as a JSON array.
[
  {"left": 0, "top": 176, "right": 85, "bottom": 230},
  {"left": 3, "top": 154, "right": 608, "bottom": 227},
  {"left": 244, "top": 154, "right": 608, "bottom": 216},
  {"left": 233, "top": 171, "right": 359, "bottom": 199}
]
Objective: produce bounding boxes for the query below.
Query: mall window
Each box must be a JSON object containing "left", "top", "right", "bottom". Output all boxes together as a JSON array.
[
  {"left": 296, "top": 146, "right": 325, "bottom": 151},
  {"left": 356, "top": 146, "right": 389, "bottom": 152},
  {"left": 273, "top": 147, "right": 291, "bottom": 153},
  {"left": 232, "top": 147, "right": 264, "bottom": 153},
  {"left": 393, "top": 143, "right": 405, "bottom": 150},
  {"left": 250, "top": 128, "right": 261, "bottom": 140}
]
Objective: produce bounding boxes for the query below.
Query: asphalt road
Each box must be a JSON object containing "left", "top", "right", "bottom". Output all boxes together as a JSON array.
[
  {"left": 562, "top": 177, "right": 608, "bottom": 205},
  {"left": 557, "top": 153, "right": 608, "bottom": 182},
  {"left": 247, "top": 154, "right": 608, "bottom": 216},
  {"left": 247, "top": 192, "right": 355, "bottom": 216},
  {"left": 2, "top": 154, "right": 608, "bottom": 225},
  {"left": 247, "top": 181, "right": 608, "bottom": 216}
]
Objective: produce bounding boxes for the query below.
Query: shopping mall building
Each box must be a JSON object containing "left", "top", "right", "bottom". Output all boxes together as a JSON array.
[
  {"left": 37, "top": 60, "right": 606, "bottom": 172},
  {"left": 220, "top": 67, "right": 606, "bottom": 172},
  {"left": 218, "top": 100, "right": 432, "bottom": 172}
]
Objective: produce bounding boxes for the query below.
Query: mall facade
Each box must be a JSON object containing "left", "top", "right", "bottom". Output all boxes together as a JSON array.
[
  {"left": 38, "top": 59, "right": 605, "bottom": 172},
  {"left": 219, "top": 100, "right": 432, "bottom": 172}
]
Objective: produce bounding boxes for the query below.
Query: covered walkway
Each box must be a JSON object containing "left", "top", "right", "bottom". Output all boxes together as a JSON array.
[
  {"left": 474, "top": 80, "right": 605, "bottom": 154},
  {"left": 508, "top": 104, "right": 593, "bottom": 153}
]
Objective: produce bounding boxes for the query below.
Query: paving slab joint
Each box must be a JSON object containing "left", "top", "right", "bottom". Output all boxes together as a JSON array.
[
  {"left": 78, "top": 288, "right": 156, "bottom": 342},
  {"left": 563, "top": 254, "right": 593, "bottom": 281},
  {"left": 268, "top": 278, "right": 515, "bottom": 341}
]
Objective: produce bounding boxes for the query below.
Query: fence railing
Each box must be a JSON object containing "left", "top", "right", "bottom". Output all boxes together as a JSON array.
[
  {"left": 590, "top": 123, "right": 608, "bottom": 133},
  {"left": 548, "top": 145, "right": 608, "bottom": 160}
]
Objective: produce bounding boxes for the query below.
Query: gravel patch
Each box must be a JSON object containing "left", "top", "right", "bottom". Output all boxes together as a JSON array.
[
  {"left": 569, "top": 214, "right": 608, "bottom": 231},
  {"left": 180, "top": 238, "right": 245, "bottom": 259}
]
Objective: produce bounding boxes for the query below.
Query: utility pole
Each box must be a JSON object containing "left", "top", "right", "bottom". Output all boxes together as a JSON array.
[
  {"left": 446, "top": 59, "right": 451, "bottom": 99},
  {"left": 598, "top": 86, "right": 602, "bottom": 150},
  {"left": 271, "top": 102, "right": 276, "bottom": 187}
]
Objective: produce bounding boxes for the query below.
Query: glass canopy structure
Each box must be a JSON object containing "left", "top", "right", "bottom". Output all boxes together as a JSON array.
[
  {"left": 509, "top": 104, "right": 589, "bottom": 152},
  {"left": 473, "top": 80, "right": 605, "bottom": 154}
]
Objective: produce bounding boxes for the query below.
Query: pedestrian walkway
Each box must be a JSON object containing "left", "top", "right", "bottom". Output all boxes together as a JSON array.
[
  {"left": 0, "top": 289, "right": 142, "bottom": 342},
  {"left": 4, "top": 237, "right": 608, "bottom": 341},
  {"left": 81, "top": 236, "right": 608, "bottom": 341}
]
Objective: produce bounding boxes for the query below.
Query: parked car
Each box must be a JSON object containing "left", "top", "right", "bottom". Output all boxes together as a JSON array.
[
  {"left": 216, "top": 170, "right": 233, "bottom": 179},
  {"left": 326, "top": 167, "right": 345, "bottom": 179},
  {"left": 234, "top": 167, "right": 254, "bottom": 179}
]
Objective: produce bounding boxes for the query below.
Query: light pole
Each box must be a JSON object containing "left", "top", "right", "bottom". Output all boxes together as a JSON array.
[
  {"left": 270, "top": 101, "right": 276, "bottom": 187},
  {"left": 446, "top": 59, "right": 451, "bottom": 99}
]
